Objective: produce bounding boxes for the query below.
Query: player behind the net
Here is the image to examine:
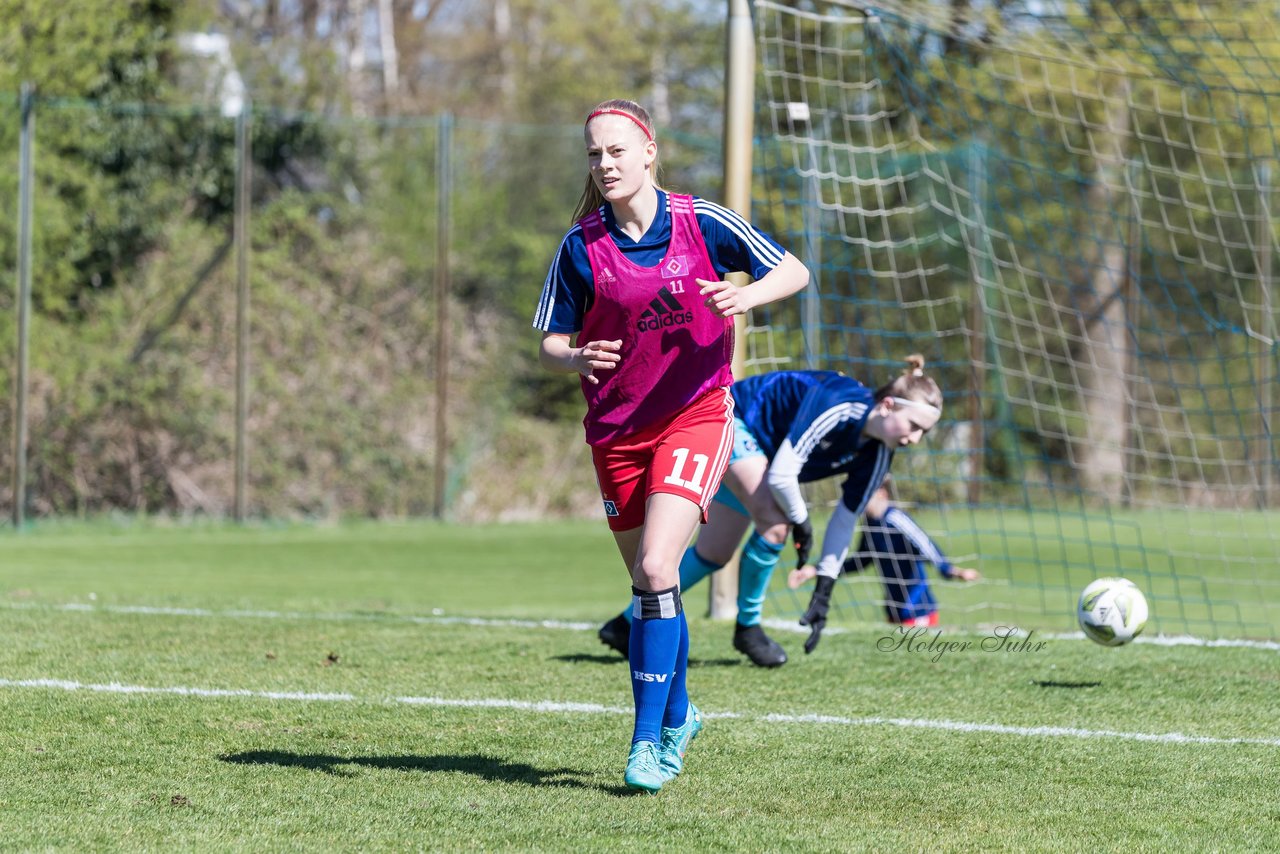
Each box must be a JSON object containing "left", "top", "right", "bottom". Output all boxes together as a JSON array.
[
  {"left": 533, "top": 98, "right": 809, "bottom": 792},
  {"left": 596, "top": 355, "right": 947, "bottom": 664},
  {"left": 788, "top": 475, "right": 979, "bottom": 629}
]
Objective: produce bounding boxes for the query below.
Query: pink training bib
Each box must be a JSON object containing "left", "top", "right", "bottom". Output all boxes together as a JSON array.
[{"left": 578, "top": 193, "right": 734, "bottom": 445}]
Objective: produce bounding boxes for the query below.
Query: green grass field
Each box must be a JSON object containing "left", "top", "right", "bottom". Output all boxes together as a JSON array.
[{"left": 2, "top": 519, "right": 1279, "bottom": 851}]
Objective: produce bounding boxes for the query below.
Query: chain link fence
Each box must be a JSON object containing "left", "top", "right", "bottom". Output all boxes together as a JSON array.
[{"left": 2, "top": 95, "right": 724, "bottom": 524}]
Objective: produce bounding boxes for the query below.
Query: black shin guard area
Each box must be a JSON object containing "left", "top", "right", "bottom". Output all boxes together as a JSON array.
[{"left": 631, "top": 585, "right": 683, "bottom": 620}]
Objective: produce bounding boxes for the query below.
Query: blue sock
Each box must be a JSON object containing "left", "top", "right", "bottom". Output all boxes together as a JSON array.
[
  {"left": 661, "top": 610, "right": 690, "bottom": 729},
  {"left": 736, "top": 531, "right": 783, "bottom": 627},
  {"left": 620, "top": 548, "right": 721, "bottom": 625},
  {"left": 628, "top": 586, "right": 682, "bottom": 745}
]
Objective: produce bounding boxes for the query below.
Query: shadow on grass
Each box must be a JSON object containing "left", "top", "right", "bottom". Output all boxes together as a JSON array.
[
  {"left": 688, "top": 657, "right": 745, "bottom": 668},
  {"left": 553, "top": 653, "right": 625, "bottom": 664},
  {"left": 220, "top": 750, "right": 632, "bottom": 795},
  {"left": 551, "top": 652, "right": 744, "bottom": 668}
]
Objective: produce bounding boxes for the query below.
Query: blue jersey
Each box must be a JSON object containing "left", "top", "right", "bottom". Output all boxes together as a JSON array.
[
  {"left": 731, "top": 370, "right": 892, "bottom": 516},
  {"left": 532, "top": 190, "right": 787, "bottom": 333},
  {"left": 848, "top": 506, "right": 954, "bottom": 622}
]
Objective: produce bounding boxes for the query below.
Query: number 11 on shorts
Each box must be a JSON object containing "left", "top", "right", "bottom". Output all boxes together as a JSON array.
[{"left": 663, "top": 447, "right": 708, "bottom": 495}]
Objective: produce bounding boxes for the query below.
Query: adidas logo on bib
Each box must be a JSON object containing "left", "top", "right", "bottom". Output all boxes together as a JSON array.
[{"left": 636, "top": 286, "right": 693, "bottom": 332}]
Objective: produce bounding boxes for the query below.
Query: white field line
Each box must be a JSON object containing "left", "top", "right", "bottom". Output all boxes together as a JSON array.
[
  {"left": 0, "top": 678, "right": 356, "bottom": 702},
  {"left": 1037, "top": 631, "right": 1280, "bottom": 651},
  {"left": 4, "top": 601, "right": 1279, "bottom": 651},
  {"left": 2, "top": 676, "right": 1278, "bottom": 748},
  {"left": 4, "top": 601, "right": 841, "bottom": 637}
]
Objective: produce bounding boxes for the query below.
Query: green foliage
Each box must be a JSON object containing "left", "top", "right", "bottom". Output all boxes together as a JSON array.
[
  {"left": 0, "top": 0, "right": 182, "bottom": 313},
  {"left": 0, "top": 0, "right": 174, "bottom": 100},
  {"left": 0, "top": 0, "right": 733, "bottom": 520}
]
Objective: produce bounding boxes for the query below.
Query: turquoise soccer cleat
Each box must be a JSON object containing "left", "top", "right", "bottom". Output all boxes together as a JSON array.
[
  {"left": 657, "top": 703, "right": 702, "bottom": 781},
  {"left": 624, "top": 740, "right": 665, "bottom": 793}
]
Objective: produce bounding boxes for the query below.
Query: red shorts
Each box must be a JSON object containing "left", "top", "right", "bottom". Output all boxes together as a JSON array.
[
  {"left": 591, "top": 388, "right": 734, "bottom": 532},
  {"left": 893, "top": 612, "right": 940, "bottom": 627}
]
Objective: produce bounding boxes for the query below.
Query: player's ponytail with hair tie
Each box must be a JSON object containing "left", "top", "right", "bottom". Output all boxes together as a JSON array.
[{"left": 873, "top": 352, "right": 943, "bottom": 414}]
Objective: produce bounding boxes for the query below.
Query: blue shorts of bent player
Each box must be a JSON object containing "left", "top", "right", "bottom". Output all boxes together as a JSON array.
[{"left": 709, "top": 416, "right": 767, "bottom": 517}]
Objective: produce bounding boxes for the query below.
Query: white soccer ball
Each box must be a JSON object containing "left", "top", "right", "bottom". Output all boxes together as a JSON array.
[{"left": 1077, "top": 577, "right": 1149, "bottom": 646}]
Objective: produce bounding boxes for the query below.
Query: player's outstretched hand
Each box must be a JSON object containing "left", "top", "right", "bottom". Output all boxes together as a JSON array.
[
  {"left": 950, "top": 567, "right": 980, "bottom": 582},
  {"left": 787, "top": 564, "right": 816, "bottom": 590},
  {"left": 698, "top": 278, "right": 754, "bottom": 318},
  {"left": 799, "top": 575, "right": 835, "bottom": 654},
  {"left": 791, "top": 518, "right": 814, "bottom": 568},
  {"left": 576, "top": 339, "right": 622, "bottom": 385}
]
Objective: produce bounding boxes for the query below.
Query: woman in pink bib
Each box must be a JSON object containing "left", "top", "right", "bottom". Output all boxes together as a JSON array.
[{"left": 534, "top": 98, "right": 809, "bottom": 792}]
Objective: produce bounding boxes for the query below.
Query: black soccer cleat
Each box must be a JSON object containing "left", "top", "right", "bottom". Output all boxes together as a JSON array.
[
  {"left": 598, "top": 614, "right": 630, "bottom": 658},
  {"left": 732, "top": 622, "right": 788, "bottom": 668}
]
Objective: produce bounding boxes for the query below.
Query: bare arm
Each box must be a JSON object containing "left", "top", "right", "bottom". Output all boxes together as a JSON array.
[
  {"left": 538, "top": 332, "right": 622, "bottom": 386},
  {"left": 698, "top": 251, "right": 810, "bottom": 317}
]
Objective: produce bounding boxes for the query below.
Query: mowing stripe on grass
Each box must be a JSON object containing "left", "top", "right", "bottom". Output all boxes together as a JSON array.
[
  {"left": 9, "top": 601, "right": 1280, "bottom": 650},
  {"left": 397, "top": 696, "right": 633, "bottom": 714},
  {"left": 2, "top": 601, "right": 597, "bottom": 631},
  {"left": 3, "top": 676, "right": 1278, "bottom": 748}
]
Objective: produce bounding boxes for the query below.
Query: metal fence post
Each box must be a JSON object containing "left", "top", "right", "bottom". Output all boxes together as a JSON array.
[
  {"left": 233, "top": 101, "right": 252, "bottom": 522},
  {"left": 11, "top": 83, "right": 35, "bottom": 529},
  {"left": 433, "top": 112, "right": 453, "bottom": 518}
]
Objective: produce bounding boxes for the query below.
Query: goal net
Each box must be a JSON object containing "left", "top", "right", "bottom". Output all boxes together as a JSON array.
[{"left": 750, "top": 0, "right": 1280, "bottom": 640}]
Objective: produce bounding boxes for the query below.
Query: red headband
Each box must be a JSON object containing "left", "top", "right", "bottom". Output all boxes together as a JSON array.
[{"left": 585, "top": 108, "right": 654, "bottom": 142}]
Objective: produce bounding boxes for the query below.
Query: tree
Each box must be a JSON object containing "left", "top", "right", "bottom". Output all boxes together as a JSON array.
[{"left": 0, "top": 0, "right": 180, "bottom": 314}]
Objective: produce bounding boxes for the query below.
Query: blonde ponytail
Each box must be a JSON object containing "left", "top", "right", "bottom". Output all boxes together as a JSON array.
[{"left": 874, "top": 353, "right": 942, "bottom": 410}]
